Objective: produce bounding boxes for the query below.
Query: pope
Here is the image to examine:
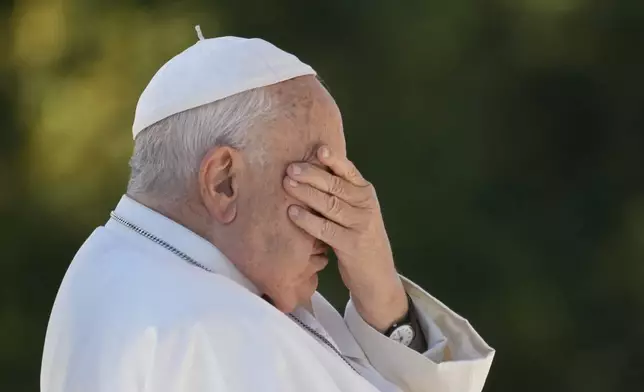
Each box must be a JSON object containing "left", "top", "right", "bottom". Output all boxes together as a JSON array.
[{"left": 41, "top": 29, "right": 494, "bottom": 392}]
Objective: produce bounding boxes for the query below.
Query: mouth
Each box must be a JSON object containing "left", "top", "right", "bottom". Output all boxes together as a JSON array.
[
  {"left": 309, "top": 246, "right": 329, "bottom": 270},
  {"left": 311, "top": 248, "right": 327, "bottom": 257}
]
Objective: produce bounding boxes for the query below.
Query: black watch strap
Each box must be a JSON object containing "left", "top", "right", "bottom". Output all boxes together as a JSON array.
[{"left": 383, "top": 294, "right": 427, "bottom": 353}]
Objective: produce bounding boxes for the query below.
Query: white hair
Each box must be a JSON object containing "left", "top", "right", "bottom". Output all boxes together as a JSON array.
[{"left": 127, "top": 87, "right": 274, "bottom": 201}]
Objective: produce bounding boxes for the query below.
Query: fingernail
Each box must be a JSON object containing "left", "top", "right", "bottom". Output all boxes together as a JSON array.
[
  {"left": 320, "top": 147, "right": 330, "bottom": 158},
  {"left": 289, "top": 206, "right": 299, "bottom": 217},
  {"left": 288, "top": 178, "right": 298, "bottom": 187},
  {"left": 292, "top": 164, "right": 302, "bottom": 175}
]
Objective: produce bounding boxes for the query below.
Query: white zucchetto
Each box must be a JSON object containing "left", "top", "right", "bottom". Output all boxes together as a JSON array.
[{"left": 132, "top": 26, "right": 316, "bottom": 139}]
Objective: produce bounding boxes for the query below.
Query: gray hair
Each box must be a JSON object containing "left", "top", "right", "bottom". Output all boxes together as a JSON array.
[{"left": 127, "top": 87, "right": 274, "bottom": 201}]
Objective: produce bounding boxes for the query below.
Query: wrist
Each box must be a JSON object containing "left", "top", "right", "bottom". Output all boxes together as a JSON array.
[
  {"left": 383, "top": 293, "right": 428, "bottom": 352},
  {"left": 353, "top": 278, "right": 408, "bottom": 332}
]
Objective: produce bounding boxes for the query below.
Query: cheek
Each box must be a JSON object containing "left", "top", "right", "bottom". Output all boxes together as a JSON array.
[
  {"left": 249, "top": 168, "right": 315, "bottom": 267},
  {"left": 275, "top": 184, "right": 312, "bottom": 246},
  {"left": 256, "top": 189, "right": 311, "bottom": 259}
]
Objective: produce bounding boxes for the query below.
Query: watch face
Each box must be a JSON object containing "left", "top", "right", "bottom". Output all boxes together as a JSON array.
[{"left": 389, "top": 325, "right": 415, "bottom": 346}]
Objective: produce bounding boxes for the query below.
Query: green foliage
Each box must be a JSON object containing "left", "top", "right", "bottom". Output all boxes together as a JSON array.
[{"left": 1, "top": 0, "right": 643, "bottom": 390}]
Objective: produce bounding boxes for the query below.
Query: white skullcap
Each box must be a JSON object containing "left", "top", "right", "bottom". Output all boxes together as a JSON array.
[{"left": 132, "top": 26, "right": 317, "bottom": 139}]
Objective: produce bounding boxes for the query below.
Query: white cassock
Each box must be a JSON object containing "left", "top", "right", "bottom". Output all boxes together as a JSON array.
[{"left": 41, "top": 195, "right": 494, "bottom": 392}]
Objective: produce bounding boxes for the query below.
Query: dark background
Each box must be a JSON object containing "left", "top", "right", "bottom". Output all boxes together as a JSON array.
[{"left": 2, "top": 0, "right": 644, "bottom": 391}]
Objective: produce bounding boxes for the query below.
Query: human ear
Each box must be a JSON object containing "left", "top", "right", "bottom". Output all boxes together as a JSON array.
[{"left": 199, "top": 146, "right": 242, "bottom": 224}]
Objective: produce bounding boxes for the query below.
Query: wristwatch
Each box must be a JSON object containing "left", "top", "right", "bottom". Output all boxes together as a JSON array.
[{"left": 383, "top": 294, "right": 427, "bottom": 352}]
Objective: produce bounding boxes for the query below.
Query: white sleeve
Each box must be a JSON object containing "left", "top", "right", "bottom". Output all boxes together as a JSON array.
[{"left": 344, "top": 275, "right": 495, "bottom": 392}]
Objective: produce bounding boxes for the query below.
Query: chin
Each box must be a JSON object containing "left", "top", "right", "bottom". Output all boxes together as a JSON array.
[
  {"left": 268, "top": 271, "right": 321, "bottom": 312},
  {"left": 293, "top": 274, "right": 319, "bottom": 308},
  {"left": 270, "top": 281, "right": 317, "bottom": 313}
]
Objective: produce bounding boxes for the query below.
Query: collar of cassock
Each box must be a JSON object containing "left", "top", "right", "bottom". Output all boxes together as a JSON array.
[{"left": 108, "top": 195, "right": 366, "bottom": 360}]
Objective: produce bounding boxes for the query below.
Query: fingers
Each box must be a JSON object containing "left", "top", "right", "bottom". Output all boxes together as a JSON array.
[
  {"left": 317, "top": 146, "right": 371, "bottom": 187},
  {"left": 284, "top": 146, "right": 377, "bottom": 247},
  {"left": 283, "top": 177, "right": 365, "bottom": 228},
  {"left": 287, "top": 205, "right": 353, "bottom": 249},
  {"left": 287, "top": 163, "right": 373, "bottom": 208}
]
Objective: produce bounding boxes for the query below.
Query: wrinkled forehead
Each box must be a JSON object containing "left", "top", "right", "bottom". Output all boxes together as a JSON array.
[{"left": 266, "top": 76, "right": 346, "bottom": 160}]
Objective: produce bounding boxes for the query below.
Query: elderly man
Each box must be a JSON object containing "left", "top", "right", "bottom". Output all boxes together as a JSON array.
[{"left": 41, "top": 31, "right": 494, "bottom": 392}]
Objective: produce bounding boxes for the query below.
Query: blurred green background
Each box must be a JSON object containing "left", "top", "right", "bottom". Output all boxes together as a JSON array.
[{"left": 2, "top": 0, "right": 644, "bottom": 390}]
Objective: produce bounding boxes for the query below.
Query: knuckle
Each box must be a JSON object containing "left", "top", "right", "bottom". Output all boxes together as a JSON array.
[
  {"left": 306, "top": 184, "right": 317, "bottom": 199},
  {"left": 326, "top": 195, "right": 342, "bottom": 215},
  {"left": 329, "top": 175, "right": 344, "bottom": 196},
  {"left": 367, "top": 184, "right": 377, "bottom": 200},
  {"left": 347, "top": 165, "right": 358, "bottom": 179},
  {"left": 356, "top": 184, "right": 376, "bottom": 206},
  {"left": 320, "top": 219, "right": 335, "bottom": 238}
]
